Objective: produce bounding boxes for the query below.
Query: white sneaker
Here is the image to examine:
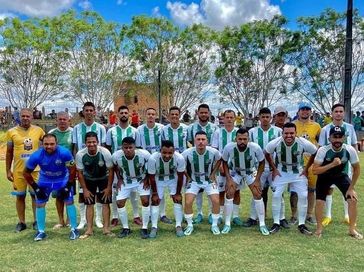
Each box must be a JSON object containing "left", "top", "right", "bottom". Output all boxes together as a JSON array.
[
  {"left": 76, "top": 220, "right": 86, "bottom": 230},
  {"left": 95, "top": 219, "right": 104, "bottom": 229}
]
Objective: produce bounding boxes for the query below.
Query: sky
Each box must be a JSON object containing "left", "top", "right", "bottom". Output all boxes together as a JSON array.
[{"left": 0, "top": 0, "right": 363, "bottom": 30}]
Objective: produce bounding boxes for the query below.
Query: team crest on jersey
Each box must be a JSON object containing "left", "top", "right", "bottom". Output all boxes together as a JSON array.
[
  {"left": 98, "top": 160, "right": 105, "bottom": 167},
  {"left": 205, "top": 159, "right": 212, "bottom": 166},
  {"left": 246, "top": 155, "right": 252, "bottom": 161},
  {"left": 169, "top": 165, "right": 176, "bottom": 172},
  {"left": 55, "top": 159, "right": 63, "bottom": 166},
  {"left": 23, "top": 138, "right": 33, "bottom": 151}
]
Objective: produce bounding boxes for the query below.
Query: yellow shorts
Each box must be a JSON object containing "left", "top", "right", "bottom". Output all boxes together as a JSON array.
[
  {"left": 307, "top": 166, "right": 317, "bottom": 190},
  {"left": 12, "top": 171, "right": 39, "bottom": 196}
]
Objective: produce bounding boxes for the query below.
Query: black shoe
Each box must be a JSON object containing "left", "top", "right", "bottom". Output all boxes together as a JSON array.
[
  {"left": 280, "top": 219, "right": 290, "bottom": 229},
  {"left": 140, "top": 228, "right": 149, "bottom": 239},
  {"left": 270, "top": 223, "right": 281, "bottom": 234},
  {"left": 118, "top": 228, "right": 131, "bottom": 238},
  {"left": 243, "top": 218, "right": 257, "bottom": 227},
  {"left": 298, "top": 224, "right": 312, "bottom": 235},
  {"left": 15, "top": 222, "right": 27, "bottom": 233},
  {"left": 32, "top": 221, "right": 38, "bottom": 231}
]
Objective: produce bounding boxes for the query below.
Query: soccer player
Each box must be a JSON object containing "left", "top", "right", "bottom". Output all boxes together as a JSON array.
[
  {"left": 313, "top": 126, "right": 362, "bottom": 239},
  {"left": 23, "top": 134, "right": 79, "bottom": 241},
  {"left": 211, "top": 110, "right": 242, "bottom": 225},
  {"left": 248, "top": 107, "right": 287, "bottom": 228},
  {"left": 182, "top": 131, "right": 221, "bottom": 235},
  {"left": 49, "top": 111, "right": 74, "bottom": 229},
  {"left": 112, "top": 137, "right": 151, "bottom": 239},
  {"left": 76, "top": 132, "right": 114, "bottom": 238},
  {"left": 72, "top": 101, "right": 106, "bottom": 229},
  {"left": 148, "top": 140, "right": 186, "bottom": 238},
  {"left": 106, "top": 105, "right": 141, "bottom": 227},
  {"left": 293, "top": 103, "right": 321, "bottom": 225},
  {"left": 222, "top": 128, "right": 268, "bottom": 235},
  {"left": 6, "top": 108, "right": 45, "bottom": 232},
  {"left": 187, "top": 104, "right": 218, "bottom": 224},
  {"left": 318, "top": 103, "right": 357, "bottom": 226},
  {"left": 265, "top": 123, "right": 317, "bottom": 235}
]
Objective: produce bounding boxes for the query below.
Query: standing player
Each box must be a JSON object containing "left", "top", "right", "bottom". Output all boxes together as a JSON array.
[
  {"left": 182, "top": 131, "right": 221, "bottom": 235},
  {"left": 112, "top": 137, "right": 151, "bottom": 239},
  {"left": 23, "top": 134, "right": 79, "bottom": 241},
  {"left": 6, "top": 108, "right": 45, "bottom": 232},
  {"left": 318, "top": 103, "right": 357, "bottom": 226},
  {"left": 148, "top": 140, "right": 186, "bottom": 238},
  {"left": 76, "top": 132, "right": 114, "bottom": 238},
  {"left": 72, "top": 101, "right": 106, "bottom": 230},
  {"left": 265, "top": 123, "right": 317, "bottom": 235},
  {"left": 313, "top": 126, "right": 362, "bottom": 239},
  {"left": 106, "top": 105, "right": 141, "bottom": 227},
  {"left": 222, "top": 128, "right": 268, "bottom": 235},
  {"left": 187, "top": 104, "right": 218, "bottom": 224}
]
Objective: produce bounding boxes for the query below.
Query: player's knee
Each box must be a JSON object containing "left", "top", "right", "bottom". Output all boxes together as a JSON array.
[
  {"left": 116, "top": 200, "right": 125, "bottom": 208},
  {"left": 141, "top": 197, "right": 149, "bottom": 207}
]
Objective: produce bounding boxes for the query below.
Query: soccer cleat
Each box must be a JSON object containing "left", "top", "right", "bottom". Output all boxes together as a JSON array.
[
  {"left": 34, "top": 231, "right": 47, "bottom": 241},
  {"left": 32, "top": 221, "right": 38, "bottom": 231},
  {"left": 269, "top": 223, "right": 281, "bottom": 234},
  {"left": 232, "top": 217, "right": 244, "bottom": 226},
  {"left": 259, "top": 225, "right": 270, "bottom": 236},
  {"left": 118, "top": 228, "right": 131, "bottom": 238},
  {"left": 184, "top": 225, "right": 194, "bottom": 236},
  {"left": 322, "top": 217, "right": 332, "bottom": 227},
  {"left": 349, "top": 231, "right": 363, "bottom": 240},
  {"left": 133, "top": 217, "right": 143, "bottom": 226},
  {"left": 176, "top": 226, "right": 184, "bottom": 237},
  {"left": 76, "top": 220, "right": 86, "bottom": 230},
  {"left": 298, "top": 224, "right": 312, "bottom": 235},
  {"left": 211, "top": 225, "right": 220, "bottom": 235},
  {"left": 15, "top": 222, "right": 27, "bottom": 233},
  {"left": 343, "top": 217, "right": 350, "bottom": 225},
  {"left": 280, "top": 219, "right": 290, "bottom": 229},
  {"left": 208, "top": 214, "right": 213, "bottom": 225},
  {"left": 149, "top": 227, "right": 158, "bottom": 238},
  {"left": 160, "top": 216, "right": 173, "bottom": 224},
  {"left": 243, "top": 218, "right": 258, "bottom": 227},
  {"left": 306, "top": 216, "right": 317, "bottom": 225},
  {"left": 110, "top": 218, "right": 119, "bottom": 227},
  {"left": 221, "top": 225, "right": 231, "bottom": 234},
  {"left": 69, "top": 229, "right": 80, "bottom": 240},
  {"left": 193, "top": 214, "right": 203, "bottom": 224},
  {"left": 95, "top": 219, "right": 104, "bottom": 229},
  {"left": 140, "top": 228, "right": 149, "bottom": 239},
  {"left": 289, "top": 216, "right": 298, "bottom": 225}
]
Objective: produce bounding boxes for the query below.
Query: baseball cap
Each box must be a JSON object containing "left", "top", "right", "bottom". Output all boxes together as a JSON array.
[
  {"left": 298, "top": 102, "right": 312, "bottom": 110},
  {"left": 274, "top": 106, "right": 287, "bottom": 115},
  {"left": 329, "top": 126, "right": 345, "bottom": 136}
]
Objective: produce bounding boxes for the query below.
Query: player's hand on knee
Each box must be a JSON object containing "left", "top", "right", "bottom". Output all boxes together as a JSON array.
[
  {"left": 83, "top": 189, "right": 94, "bottom": 204},
  {"left": 172, "top": 193, "right": 182, "bottom": 203},
  {"left": 251, "top": 181, "right": 261, "bottom": 196},
  {"left": 346, "top": 189, "right": 358, "bottom": 202},
  {"left": 151, "top": 192, "right": 160, "bottom": 205},
  {"left": 34, "top": 187, "right": 47, "bottom": 200},
  {"left": 272, "top": 169, "right": 281, "bottom": 181},
  {"left": 101, "top": 187, "right": 112, "bottom": 202},
  {"left": 116, "top": 179, "right": 124, "bottom": 190}
]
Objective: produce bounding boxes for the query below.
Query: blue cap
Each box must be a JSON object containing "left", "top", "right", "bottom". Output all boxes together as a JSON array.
[{"left": 298, "top": 102, "right": 312, "bottom": 110}]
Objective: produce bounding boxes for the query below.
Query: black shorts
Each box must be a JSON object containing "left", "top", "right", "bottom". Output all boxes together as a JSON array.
[
  {"left": 316, "top": 174, "right": 351, "bottom": 201},
  {"left": 82, "top": 178, "right": 111, "bottom": 205}
]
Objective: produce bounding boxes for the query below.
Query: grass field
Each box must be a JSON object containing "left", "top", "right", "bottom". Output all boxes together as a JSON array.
[{"left": 1, "top": 155, "right": 364, "bottom": 272}]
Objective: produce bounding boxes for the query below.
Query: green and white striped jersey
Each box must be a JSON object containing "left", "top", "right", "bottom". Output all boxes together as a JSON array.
[
  {"left": 182, "top": 146, "right": 221, "bottom": 184},
  {"left": 49, "top": 127, "right": 73, "bottom": 151},
  {"left": 187, "top": 121, "right": 218, "bottom": 145},
  {"left": 265, "top": 137, "right": 317, "bottom": 174},
  {"left": 211, "top": 127, "right": 238, "bottom": 153},
  {"left": 319, "top": 122, "right": 357, "bottom": 146},
  {"left": 147, "top": 152, "right": 186, "bottom": 181},
  {"left": 222, "top": 142, "right": 264, "bottom": 176},
  {"left": 112, "top": 149, "right": 151, "bottom": 184},
  {"left": 137, "top": 123, "right": 164, "bottom": 153},
  {"left": 161, "top": 123, "right": 188, "bottom": 153},
  {"left": 106, "top": 125, "right": 138, "bottom": 153},
  {"left": 72, "top": 122, "right": 106, "bottom": 151}
]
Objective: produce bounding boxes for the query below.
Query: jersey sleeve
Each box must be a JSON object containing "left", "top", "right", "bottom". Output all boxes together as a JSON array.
[
  {"left": 101, "top": 148, "right": 113, "bottom": 168},
  {"left": 265, "top": 137, "right": 279, "bottom": 154},
  {"left": 99, "top": 126, "right": 107, "bottom": 145},
  {"left": 254, "top": 144, "right": 265, "bottom": 162},
  {"left": 187, "top": 125, "right": 193, "bottom": 143},
  {"left": 25, "top": 151, "right": 40, "bottom": 170},
  {"left": 211, "top": 130, "right": 219, "bottom": 149},
  {"left": 106, "top": 129, "right": 112, "bottom": 147},
  {"left": 213, "top": 148, "right": 222, "bottom": 161},
  {"left": 313, "top": 147, "right": 326, "bottom": 164},
  {"left": 222, "top": 144, "right": 231, "bottom": 162},
  {"left": 147, "top": 156, "right": 157, "bottom": 175},
  {"left": 75, "top": 151, "right": 84, "bottom": 170},
  {"left": 318, "top": 127, "right": 327, "bottom": 146},
  {"left": 176, "top": 153, "right": 186, "bottom": 172},
  {"left": 72, "top": 125, "right": 78, "bottom": 144},
  {"left": 61, "top": 148, "right": 74, "bottom": 166},
  {"left": 347, "top": 145, "right": 359, "bottom": 164},
  {"left": 348, "top": 125, "right": 357, "bottom": 145},
  {"left": 301, "top": 137, "right": 317, "bottom": 155},
  {"left": 5, "top": 129, "right": 13, "bottom": 146}
]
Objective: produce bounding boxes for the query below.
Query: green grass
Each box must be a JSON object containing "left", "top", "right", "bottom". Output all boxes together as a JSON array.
[{"left": 1, "top": 156, "right": 364, "bottom": 272}]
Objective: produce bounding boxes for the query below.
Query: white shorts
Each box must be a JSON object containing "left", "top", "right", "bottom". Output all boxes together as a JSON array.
[
  {"left": 185, "top": 181, "right": 219, "bottom": 196},
  {"left": 231, "top": 174, "right": 251, "bottom": 190},
  {"left": 271, "top": 172, "right": 308, "bottom": 198},
  {"left": 260, "top": 169, "right": 272, "bottom": 188},
  {"left": 116, "top": 183, "right": 150, "bottom": 201},
  {"left": 156, "top": 179, "right": 177, "bottom": 199}
]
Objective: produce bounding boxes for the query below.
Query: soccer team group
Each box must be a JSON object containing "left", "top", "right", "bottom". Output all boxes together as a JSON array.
[{"left": 5, "top": 101, "right": 362, "bottom": 241}]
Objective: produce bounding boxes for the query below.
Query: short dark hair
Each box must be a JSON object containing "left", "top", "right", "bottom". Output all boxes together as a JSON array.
[
  {"left": 283, "top": 122, "right": 296, "bottom": 131},
  {"left": 195, "top": 130, "right": 207, "bottom": 137},
  {"left": 85, "top": 131, "right": 98, "bottom": 142},
  {"left": 331, "top": 103, "right": 345, "bottom": 112},
  {"left": 118, "top": 105, "right": 129, "bottom": 112},
  {"left": 161, "top": 140, "right": 174, "bottom": 149},
  {"left": 122, "top": 136, "right": 136, "bottom": 145},
  {"left": 236, "top": 128, "right": 249, "bottom": 136},
  {"left": 259, "top": 107, "right": 271, "bottom": 115},
  {"left": 146, "top": 107, "right": 157, "bottom": 113},
  {"left": 83, "top": 101, "right": 95, "bottom": 110},
  {"left": 197, "top": 104, "right": 210, "bottom": 111},
  {"left": 169, "top": 106, "right": 181, "bottom": 113},
  {"left": 223, "top": 109, "right": 235, "bottom": 116},
  {"left": 42, "top": 133, "right": 57, "bottom": 142}
]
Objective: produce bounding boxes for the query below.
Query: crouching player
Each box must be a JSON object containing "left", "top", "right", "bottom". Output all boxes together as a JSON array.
[
  {"left": 148, "top": 140, "right": 186, "bottom": 238},
  {"left": 23, "top": 134, "right": 79, "bottom": 241}
]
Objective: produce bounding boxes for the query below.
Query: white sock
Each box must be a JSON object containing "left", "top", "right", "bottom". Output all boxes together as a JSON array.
[
  {"left": 130, "top": 191, "right": 140, "bottom": 218},
  {"left": 174, "top": 203, "right": 183, "bottom": 227},
  {"left": 95, "top": 202, "right": 102, "bottom": 222},
  {"left": 211, "top": 213, "right": 219, "bottom": 227},
  {"left": 297, "top": 195, "right": 308, "bottom": 225},
  {"left": 219, "top": 205, "right": 224, "bottom": 218},
  {"left": 224, "top": 198, "right": 233, "bottom": 226},
  {"left": 196, "top": 192, "right": 203, "bottom": 215},
  {"left": 79, "top": 203, "right": 86, "bottom": 223},
  {"left": 111, "top": 191, "right": 118, "bottom": 219},
  {"left": 117, "top": 207, "right": 129, "bottom": 229},
  {"left": 159, "top": 196, "right": 166, "bottom": 217},
  {"left": 272, "top": 195, "right": 281, "bottom": 224},
  {"left": 254, "top": 198, "right": 266, "bottom": 227},
  {"left": 185, "top": 213, "right": 193, "bottom": 227},
  {"left": 279, "top": 197, "right": 285, "bottom": 220},
  {"left": 141, "top": 206, "right": 150, "bottom": 229},
  {"left": 250, "top": 198, "right": 257, "bottom": 220},
  {"left": 325, "top": 195, "right": 333, "bottom": 218},
  {"left": 151, "top": 205, "right": 159, "bottom": 229},
  {"left": 342, "top": 196, "right": 349, "bottom": 218},
  {"left": 233, "top": 204, "right": 240, "bottom": 219},
  {"left": 207, "top": 197, "right": 212, "bottom": 215}
]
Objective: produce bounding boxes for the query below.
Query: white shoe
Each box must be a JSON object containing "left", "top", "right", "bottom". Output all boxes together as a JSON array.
[
  {"left": 76, "top": 220, "right": 86, "bottom": 230},
  {"left": 95, "top": 219, "right": 104, "bottom": 229}
]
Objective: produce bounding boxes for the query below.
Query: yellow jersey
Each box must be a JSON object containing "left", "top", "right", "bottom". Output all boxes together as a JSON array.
[
  {"left": 6, "top": 125, "right": 45, "bottom": 173},
  {"left": 294, "top": 120, "right": 320, "bottom": 165}
]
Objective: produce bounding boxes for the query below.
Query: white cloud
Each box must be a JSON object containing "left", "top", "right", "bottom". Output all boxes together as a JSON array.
[
  {"left": 152, "top": 6, "right": 162, "bottom": 17},
  {"left": 78, "top": 0, "right": 92, "bottom": 10},
  {"left": 0, "top": 0, "right": 75, "bottom": 17},
  {"left": 167, "top": 0, "right": 281, "bottom": 30},
  {"left": 0, "top": 12, "right": 15, "bottom": 20},
  {"left": 116, "top": 0, "right": 123, "bottom": 5}
]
